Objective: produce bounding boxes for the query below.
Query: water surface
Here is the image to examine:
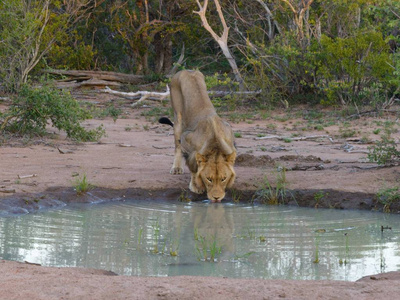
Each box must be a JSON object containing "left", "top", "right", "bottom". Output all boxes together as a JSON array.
[{"left": 0, "top": 199, "right": 399, "bottom": 281}]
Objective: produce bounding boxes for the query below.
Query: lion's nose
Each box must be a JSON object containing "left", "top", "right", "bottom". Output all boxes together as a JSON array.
[{"left": 211, "top": 195, "right": 222, "bottom": 202}]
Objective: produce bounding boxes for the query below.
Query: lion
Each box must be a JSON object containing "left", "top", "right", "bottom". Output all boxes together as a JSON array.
[{"left": 159, "top": 70, "right": 236, "bottom": 202}]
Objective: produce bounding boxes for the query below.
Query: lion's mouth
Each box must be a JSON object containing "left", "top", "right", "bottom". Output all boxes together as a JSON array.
[{"left": 209, "top": 195, "right": 224, "bottom": 202}]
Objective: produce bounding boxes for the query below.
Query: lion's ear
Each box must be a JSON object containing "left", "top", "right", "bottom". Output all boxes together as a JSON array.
[{"left": 225, "top": 151, "right": 236, "bottom": 164}]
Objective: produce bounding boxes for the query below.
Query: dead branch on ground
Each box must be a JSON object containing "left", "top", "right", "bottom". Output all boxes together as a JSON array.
[
  {"left": 100, "top": 85, "right": 262, "bottom": 106},
  {"left": 43, "top": 69, "right": 145, "bottom": 85},
  {"left": 255, "top": 134, "right": 333, "bottom": 142},
  {"left": 100, "top": 86, "right": 170, "bottom": 107}
]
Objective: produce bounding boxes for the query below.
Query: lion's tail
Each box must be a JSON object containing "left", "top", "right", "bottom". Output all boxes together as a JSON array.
[{"left": 158, "top": 117, "right": 174, "bottom": 127}]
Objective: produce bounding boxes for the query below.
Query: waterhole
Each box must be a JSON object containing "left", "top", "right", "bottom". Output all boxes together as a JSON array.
[{"left": 0, "top": 199, "right": 399, "bottom": 281}]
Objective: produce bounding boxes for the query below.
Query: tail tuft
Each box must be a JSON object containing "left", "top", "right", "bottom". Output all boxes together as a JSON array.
[{"left": 158, "top": 117, "right": 174, "bottom": 127}]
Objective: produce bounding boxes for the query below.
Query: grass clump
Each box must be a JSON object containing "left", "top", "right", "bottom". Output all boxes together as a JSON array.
[
  {"left": 376, "top": 186, "right": 400, "bottom": 213},
  {"left": 0, "top": 84, "right": 105, "bottom": 142},
  {"left": 313, "top": 233, "right": 321, "bottom": 264},
  {"left": 314, "top": 191, "right": 329, "bottom": 208},
  {"left": 257, "top": 167, "right": 288, "bottom": 205},
  {"left": 100, "top": 104, "right": 123, "bottom": 122},
  {"left": 74, "top": 174, "right": 94, "bottom": 195},
  {"left": 195, "top": 234, "right": 222, "bottom": 262}
]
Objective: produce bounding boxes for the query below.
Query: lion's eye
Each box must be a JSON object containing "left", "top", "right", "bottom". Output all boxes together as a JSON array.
[
  {"left": 206, "top": 177, "right": 213, "bottom": 183},
  {"left": 221, "top": 177, "right": 227, "bottom": 182}
]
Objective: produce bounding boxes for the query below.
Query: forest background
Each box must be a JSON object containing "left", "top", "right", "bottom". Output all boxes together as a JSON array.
[{"left": 0, "top": 0, "right": 399, "bottom": 111}]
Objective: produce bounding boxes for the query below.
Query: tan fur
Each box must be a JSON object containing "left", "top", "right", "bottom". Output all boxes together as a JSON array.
[{"left": 168, "top": 70, "right": 236, "bottom": 202}]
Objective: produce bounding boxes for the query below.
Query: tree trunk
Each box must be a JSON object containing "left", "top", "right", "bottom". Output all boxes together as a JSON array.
[
  {"left": 194, "top": 0, "right": 245, "bottom": 90},
  {"left": 163, "top": 36, "right": 173, "bottom": 74},
  {"left": 154, "top": 33, "right": 173, "bottom": 75},
  {"left": 218, "top": 41, "right": 244, "bottom": 90}
]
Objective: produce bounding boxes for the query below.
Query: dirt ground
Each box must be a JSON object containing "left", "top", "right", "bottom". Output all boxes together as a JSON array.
[{"left": 1, "top": 92, "right": 400, "bottom": 299}]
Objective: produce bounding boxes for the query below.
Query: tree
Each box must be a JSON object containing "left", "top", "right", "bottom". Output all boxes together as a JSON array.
[
  {"left": 109, "top": 0, "right": 185, "bottom": 75},
  {"left": 0, "top": 0, "right": 53, "bottom": 91},
  {"left": 0, "top": 0, "right": 103, "bottom": 91},
  {"left": 194, "top": 0, "right": 245, "bottom": 90}
]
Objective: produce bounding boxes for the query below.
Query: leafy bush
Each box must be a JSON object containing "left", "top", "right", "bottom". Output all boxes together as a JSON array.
[
  {"left": 243, "top": 26, "right": 398, "bottom": 109},
  {"left": 244, "top": 33, "right": 320, "bottom": 105},
  {"left": 1, "top": 84, "right": 105, "bottom": 142},
  {"left": 48, "top": 37, "right": 97, "bottom": 70},
  {"left": 0, "top": 1, "right": 66, "bottom": 92},
  {"left": 368, "top": 136, "right": 400, "bottom": 166},
  {"left": 318, "top": 31, "right": 392, "bottom": 106},
  {"left": 376, "top": 186, "right": 400, "bottom": 213},
  {"left": 368, "top": 120, "right": 400, "bottom": 165}
]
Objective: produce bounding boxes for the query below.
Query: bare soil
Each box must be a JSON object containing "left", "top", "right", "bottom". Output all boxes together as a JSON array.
[{"left": 1, "top": 93, "right": 399, "bottom": 299}]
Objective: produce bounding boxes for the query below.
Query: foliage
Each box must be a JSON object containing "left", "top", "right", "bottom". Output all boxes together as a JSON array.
[
  {"left": 368, "top": 136, "right": 400, "bottom": 166},
  {"left": 239, "top": 0, "right": 400, "bottom": 108},
  {"left": 318, "top": 31, "right": 391, "bottom": 106},
  {"left": 0, "top": 0, "right": 55, "bottom": 91},
  {"left": 194, "top": 233, "right": 222, "bottom": 262},
  {"left": 257, "top": 167, "right": 288, "bottom": 205},
  {"left": 368, "top": 120, "right": 400, "bottom": 165},
  {"left": 376, "top": 186, "right": 400, "bottom": 213},
  {"left": 205, "top": 72, "right": 238, "bottom": 89},
  {"left": 0, "top": 84, "right": 105, "bottom": 142},
  {"left": 97, "top": 104, "right": 123, "bottom": 123},
  {"left": 47, "top": 29, "right": 97, "bottom": 70},
  {"left": 0, "top": 0, "right": 400, "bottom": 110},
  {"left": 74, "top": 174, "right": 94, "bottom": 195}
]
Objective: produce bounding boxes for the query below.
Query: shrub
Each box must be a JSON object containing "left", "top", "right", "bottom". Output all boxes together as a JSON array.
[
  {"left": 317, "top": 31, "right": 392, "bottom": 106},
  {"left": 74, "top": 174, "right": 94, "bottom": 195},
  {"left": 368, "top": 136, "right": 400, "bottom": 166},
  {"left": 1, "top": 84, "right": 105, "bottom": 142},
  {"left": 376, "top": 187, "right": 400, "bottom": 213}
]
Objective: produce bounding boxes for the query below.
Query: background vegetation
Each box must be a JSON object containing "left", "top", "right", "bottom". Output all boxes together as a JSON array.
[{"left": 0, "top": 0, "right": 399, "bottom": 108}]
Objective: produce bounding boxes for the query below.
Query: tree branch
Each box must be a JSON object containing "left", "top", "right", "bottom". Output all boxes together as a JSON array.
[
  {"left": 194, "top": 0, "right": 245, "bottom": 90},
  {"left": 100, "top": 86, "right": 170, "bottom": 105}
]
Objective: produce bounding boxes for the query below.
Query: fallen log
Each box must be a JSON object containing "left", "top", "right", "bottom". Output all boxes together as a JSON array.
[
  {"left": 54, "top": 78, "right": 121, "bottom": 89},
  {"left": 100, "top": 86, "right": 170, "bottom": 107},
  {"left": 101, "top": 85, "right": 261, "bottom": 103},
  {"left": 43, "top": 69, "right": 145, "bottom": 84}
]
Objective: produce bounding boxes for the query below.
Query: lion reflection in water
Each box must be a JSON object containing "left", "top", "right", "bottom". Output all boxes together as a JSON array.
[{"left": 193, "top": 204, "right": 235, "bottom": 256}]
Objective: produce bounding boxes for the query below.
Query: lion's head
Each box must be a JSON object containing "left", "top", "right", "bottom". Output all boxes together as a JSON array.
[{"left": 194, "top": 151, "right": 236, "bottom": 202}]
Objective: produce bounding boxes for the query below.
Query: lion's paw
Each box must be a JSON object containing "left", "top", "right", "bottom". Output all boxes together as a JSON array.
[
  {"left": 189, "top": 181, "right": 205, "bottom": 194},
  {"left": 170, "top": 167, "right": 184, "bottom": 175}
]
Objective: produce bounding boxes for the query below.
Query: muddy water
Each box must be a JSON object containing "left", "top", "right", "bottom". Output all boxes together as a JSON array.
[{"left": 0, "top": 199, "right": 399, "bottom": 281}]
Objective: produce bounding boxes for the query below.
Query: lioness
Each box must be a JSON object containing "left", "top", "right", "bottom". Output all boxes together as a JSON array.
[{"left": 159, "top": 70, "right": 236, "bottom": 202}]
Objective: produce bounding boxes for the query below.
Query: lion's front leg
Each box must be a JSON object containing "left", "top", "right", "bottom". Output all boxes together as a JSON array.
[
  {"left": 170, "top": 112, "right": 184, "bottom": 174},
  {"left": 189, "top": 172, "right": 205, "bottom": 194},
  {"left": 171, "top": 150, "right": 184, "bottom": 174}
]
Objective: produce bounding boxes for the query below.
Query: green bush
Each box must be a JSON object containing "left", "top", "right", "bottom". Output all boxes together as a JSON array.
[
  {"left": 376, "top": 186, "right": 400, "bottom": 213},
  {"left": 368, "top": 136, "right": 400, "bottom": 166},
  {"left": 317, "top": 31, "right": 392, "bottom": 106},
  {"left": 243, "top": 27, "right": 398, "bottom": 109},
  {"left": 245, "top": 32, "right": 321, "bottom": 105},
  {"left": 1, "top": 84, "right": 105, "bottom": 142}
]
